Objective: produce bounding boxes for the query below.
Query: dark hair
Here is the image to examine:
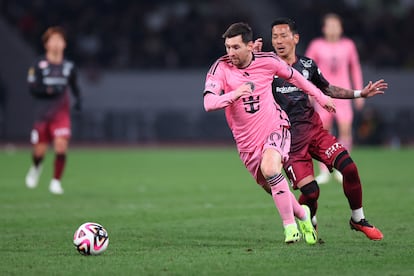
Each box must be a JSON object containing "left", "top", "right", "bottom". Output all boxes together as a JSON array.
[
  {"left": 42, "top": 26, "right": 66, "bottom": 45},
  {"left": 271, "top": 18, "right": 298, "bottom": 34},
  {"left": 322, "top": 13, "right": 342, "bottom": 26},
  {"left": 222, "top": 22, "right": 253, "bottom": 43}
]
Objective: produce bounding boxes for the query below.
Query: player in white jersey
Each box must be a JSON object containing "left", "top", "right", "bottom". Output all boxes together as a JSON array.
[{"left": 203, "top": 22, "right": 335, "bottom": 244}]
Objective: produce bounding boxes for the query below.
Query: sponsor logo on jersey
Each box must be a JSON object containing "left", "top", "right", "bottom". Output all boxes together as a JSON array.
[
  {"left": 275, "top": 86, "right": 301, "bottom": 94},
  {"left": 43, "top": 77, "right": 68, "bottom": 85}
]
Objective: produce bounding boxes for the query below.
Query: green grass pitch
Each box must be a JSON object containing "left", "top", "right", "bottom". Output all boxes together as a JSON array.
[{"left": 1, "top": 146, "right": 413, "bottom": 275}]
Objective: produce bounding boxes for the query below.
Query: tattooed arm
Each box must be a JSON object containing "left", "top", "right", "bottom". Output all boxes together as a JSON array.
[{"left": 323, "top": 79, "right": 388, "bottom": 99}]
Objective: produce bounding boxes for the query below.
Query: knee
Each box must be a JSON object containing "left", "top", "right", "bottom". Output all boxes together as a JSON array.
[
  {"left": 260, "top": 149, "right": 283, "bottom": 179},
  {"left": 334, "top": 150, "right": 359, "bottom": 181},
  {"left": 300, "top": 180, "right": 320, "bottom": 201},
  {"left": 261, "top": 163, "right": 282, "bottom": 179},
  {"left": 54, "top": 138, "right": 68, "bottom": 154}
]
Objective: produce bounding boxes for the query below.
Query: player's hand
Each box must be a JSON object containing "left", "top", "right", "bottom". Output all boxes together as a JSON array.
[
  {"left": 323, "top": 97, "right": 336, "bottom": 113},
  {"left": 361, "top": 79, "right": 387, "bottom": 98},
  {"left": 233, "top": 82, "right": 254, "bottom": 100},
  {"left": 253, "top": 38, "right": 263, "bottom": 52}
]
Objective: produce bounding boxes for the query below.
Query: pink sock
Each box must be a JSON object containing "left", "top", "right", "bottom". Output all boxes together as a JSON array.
[
  {"left": 291, "top": 192, "right": 306, "bottom": 220},
  {"left": 268, "top": 174, "right": 295, "bottom": 226}
]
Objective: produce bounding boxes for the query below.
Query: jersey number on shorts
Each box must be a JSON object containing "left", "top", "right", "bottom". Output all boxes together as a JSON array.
[{"left": 287, "top": 165, "right": 297, "bottom": 184}]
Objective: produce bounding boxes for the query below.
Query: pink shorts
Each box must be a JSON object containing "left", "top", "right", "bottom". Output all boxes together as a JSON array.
[
  {"left": 315, "top": 98, "right": 353, "bottom": 126},
  {"left": 240, "top": 127, "right": 291, "bottom": 187},
  {"left": 31, "top": 111, "right": 71, "bottom": 144}
]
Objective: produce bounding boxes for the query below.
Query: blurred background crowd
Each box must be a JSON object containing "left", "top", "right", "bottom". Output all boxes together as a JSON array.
[
  {"left": 2, "top": 0, "right": 414, "bottom": 69},
  {"left": 0, "top": 0, "right": 413, "bottom": 146}
]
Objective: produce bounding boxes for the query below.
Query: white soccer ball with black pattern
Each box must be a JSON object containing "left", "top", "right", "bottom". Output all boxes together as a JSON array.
[{"left": 73, "top": 222, "right": 109, "bottom": 255}]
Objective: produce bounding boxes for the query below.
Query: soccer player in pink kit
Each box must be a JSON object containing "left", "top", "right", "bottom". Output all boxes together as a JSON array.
[
  {"left": 203, "top": 22, "right": 335, "bottom": 244},
  {"left": 25, "top": 26, "right": 81, "bottom": 195},
  {"left": 306, "top": 13, "right": 363, "bottom": 184}
]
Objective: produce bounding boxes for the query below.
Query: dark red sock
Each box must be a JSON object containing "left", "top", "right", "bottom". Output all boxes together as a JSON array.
[
  {"left": 334, "top": 151, "right": 362, "bottom": 210},
  {"left": 341, "top": 162, "right": 363, "bottom": 209},
  {"left": 32, "top": 154, "right": 44, "bottom": 167},
  {"left": 54, "top": 153, "right": 66, "bottom": 180},
  {"left": 299, "top": 181, "right": 320, "bottom": 218}
]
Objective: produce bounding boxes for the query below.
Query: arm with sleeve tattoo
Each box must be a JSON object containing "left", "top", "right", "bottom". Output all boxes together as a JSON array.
[{"left": 323, "top": 79, "right": 388, "bottom": 99}]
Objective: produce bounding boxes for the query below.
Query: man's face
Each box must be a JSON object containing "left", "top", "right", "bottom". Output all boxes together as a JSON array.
[
  {"left": 45, "top": 33, "right": 66, "bottom": 54},
  {"left": 322, "top": 17, "right": 343, "bottom": 40},
  {"left": 271, "top": 24, "right": 299, "bottom": 59},
  {"left": 224, "top": 35, "right": 253, "bottom": 68}
]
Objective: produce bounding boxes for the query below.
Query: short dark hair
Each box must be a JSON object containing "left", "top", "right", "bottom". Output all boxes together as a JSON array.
[
  {"left": 322, "top": 13, "right": 342, "bottom": 26},
  {"left": 271, "top": 18, "right": 298, "bottom": 34},
  {"left": 42, "top": 26, "right": 66, "bottom": 45},
  {"left": 222, "top": 22, "right": 253, "bottom": 43}
]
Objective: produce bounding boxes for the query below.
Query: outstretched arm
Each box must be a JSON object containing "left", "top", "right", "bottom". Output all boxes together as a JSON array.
[
  {"left": 287, "top": 68, "right": 336, "bottom": 113},
  {"left": 204, "top": 82, "right": 253, "bottom": 112},
  {"left": 324, "top": 79, "right": 387, "bottom": 99}
]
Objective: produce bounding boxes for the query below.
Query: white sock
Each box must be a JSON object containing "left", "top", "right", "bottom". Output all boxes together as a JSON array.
[
  {"left": 351, "top": 208, "right": 365, "bottom": 222},
  {"left": 311, "top": 216, "right": 317, "bottom": 226},
  {"left": 284, "top": 223, "right": 297, "bottom": 229}
]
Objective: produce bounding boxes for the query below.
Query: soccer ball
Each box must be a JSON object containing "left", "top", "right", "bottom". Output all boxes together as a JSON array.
[{"left": 73, "top": 222, "right": 109, "bottom": 255}]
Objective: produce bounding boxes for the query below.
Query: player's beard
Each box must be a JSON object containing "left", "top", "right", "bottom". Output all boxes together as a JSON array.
[
  {"left": 230, "top": 57, "right": 241, "bottom": 67},
  {"left": 231, "top": 56, "right": 250, "bottom": 68}
]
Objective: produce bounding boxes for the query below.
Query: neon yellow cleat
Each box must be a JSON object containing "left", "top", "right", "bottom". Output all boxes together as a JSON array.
[
  {"left": 284, "top": 224, "right": 300, "bottom": 244},
  {"left": 297, "top": 205, "right": 318, "bottom": 245}
]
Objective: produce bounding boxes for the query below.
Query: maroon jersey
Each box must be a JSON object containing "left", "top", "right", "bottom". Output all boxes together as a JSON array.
[
  {"left": 272, "top": 55, "right": 330, "bottom": 152},
  {"left": 27, "top": 56, "right": 80, "bottom": 122},
  {"left": 272, "top": 55, "right": 348, "bottom": 187}
]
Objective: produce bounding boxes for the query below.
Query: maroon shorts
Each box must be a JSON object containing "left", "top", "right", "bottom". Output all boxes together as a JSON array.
[
  {"left": 284, "top": 124, "right": 345, "bottom": 189},
  {"left": 30, "top": 111, "right": 71, "bottom": 144}
]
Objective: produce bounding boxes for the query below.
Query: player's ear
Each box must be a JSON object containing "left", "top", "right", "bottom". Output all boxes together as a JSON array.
[
  {"left": 247, "top": 40, "right": 254, "bottom": 51},
  {"left": 293, "top": 34, "right": 300, "bottom": 44}
]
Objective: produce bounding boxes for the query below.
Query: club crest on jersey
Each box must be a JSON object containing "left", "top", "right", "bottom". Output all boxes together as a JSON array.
[
  {"left": 299, "top": 58, "right": 312, "bottom": 68},
  {"left": 39, "top": 60, "right": 48, "bottom": 69}
]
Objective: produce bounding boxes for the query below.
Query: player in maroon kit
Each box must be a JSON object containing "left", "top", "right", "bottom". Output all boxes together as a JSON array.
[
  {"left": 254, "top": 18, "right": 386, "bottom": 240},
  {"left": 25, "top": 26, "right": 81, "bottom": 195}
]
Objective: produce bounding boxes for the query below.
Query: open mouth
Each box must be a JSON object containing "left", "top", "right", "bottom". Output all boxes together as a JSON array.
[{"left": 276, "top": 46, "right": 286, "bottom": 53}]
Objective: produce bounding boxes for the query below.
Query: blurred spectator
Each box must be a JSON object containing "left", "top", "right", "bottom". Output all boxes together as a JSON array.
[
  {"left": 1, "top": 0, "right": 413, "bottom": 69},
  {"left": 277, "top": 0, "right": 414, "bottom": 69},
  {"left": 1, "top": 0, "right": 251, "bottom": 69}
]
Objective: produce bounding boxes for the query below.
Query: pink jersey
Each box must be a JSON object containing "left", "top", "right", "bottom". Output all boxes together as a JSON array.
[
  {"left": 203, "top": 52, "right": 330, "bottom": 152},
  {"left": 305, "top": 37, "right": 363, "bottom": 90}
]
